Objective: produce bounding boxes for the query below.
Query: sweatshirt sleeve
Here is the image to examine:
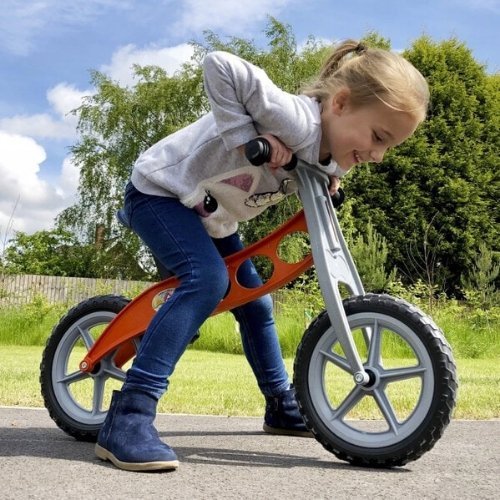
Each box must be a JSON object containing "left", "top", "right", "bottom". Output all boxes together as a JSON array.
[
  {"left": 203, "top": 51, "right": 320, "bottom": 152},
  {"left": 319, "top": 161, "right": 349, "bottom": 177}
]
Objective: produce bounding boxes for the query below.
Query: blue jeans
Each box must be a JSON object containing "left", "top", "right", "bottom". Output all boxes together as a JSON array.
[{"left": 119, "top": 183, "right": 290, "bottom": 400}]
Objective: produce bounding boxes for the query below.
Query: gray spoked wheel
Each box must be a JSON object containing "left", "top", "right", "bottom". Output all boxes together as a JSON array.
[
  {"left": 294, "top": 293, "right": 457, "bottom": 467},
  {"left": 40, "top": 295, "right": 137, "bottom": 442}
]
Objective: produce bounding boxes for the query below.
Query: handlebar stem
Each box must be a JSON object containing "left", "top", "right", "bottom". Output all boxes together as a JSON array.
[{"left": 293, "top": 160, "right": 368, "bottom": 383}]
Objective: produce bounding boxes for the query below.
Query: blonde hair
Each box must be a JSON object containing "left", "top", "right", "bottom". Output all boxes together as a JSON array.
[{"left": 302, "top": 39, "right": 429, "bottom": 122}]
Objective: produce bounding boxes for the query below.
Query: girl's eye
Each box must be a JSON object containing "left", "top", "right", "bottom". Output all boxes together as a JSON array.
[{"left": 373, "top": 132, "right": 383, "bottom": 143}]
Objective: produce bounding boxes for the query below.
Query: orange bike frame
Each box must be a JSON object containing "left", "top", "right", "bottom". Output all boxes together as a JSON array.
[{"left": 79, "top": 209, "right": 312, "bottom": 373}]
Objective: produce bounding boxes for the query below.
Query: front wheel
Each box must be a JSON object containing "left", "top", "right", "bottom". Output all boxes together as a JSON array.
[
  {"left": 294, "top": 293, "right": 457, "bottom": 467},
  {"left": 40, "top": 295, "right": 137, "bottom": 442}
]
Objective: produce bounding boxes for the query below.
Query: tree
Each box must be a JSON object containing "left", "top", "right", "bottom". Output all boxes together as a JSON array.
[
  {"left": 461, "top": 242, "right": 499, "bottom": 309},
  {"left": 3, "top": 228, "right": 150, "bottom": 280},
  {"left": 344, "top": 37, "right": 499, "bottom": 293},
  {"left": 350, "top": 221, "right": 397, "bottom": 292},
  {"left": 3, "top": 229, "right": 94, "bottom": 277}
]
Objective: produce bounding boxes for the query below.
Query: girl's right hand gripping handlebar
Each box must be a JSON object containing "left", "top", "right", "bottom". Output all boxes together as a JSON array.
[{"left": 244, "top": 137, "right": 344, "bottom": 208}]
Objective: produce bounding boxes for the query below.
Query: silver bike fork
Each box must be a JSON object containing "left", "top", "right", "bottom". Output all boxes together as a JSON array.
[{"left": 294, "top": 160, "right": 370, "bottom": 386}]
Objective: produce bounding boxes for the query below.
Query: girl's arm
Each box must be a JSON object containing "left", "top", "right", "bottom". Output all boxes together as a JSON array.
[{"left": 203, "top": 51, "right": 319, "bottom": 154}]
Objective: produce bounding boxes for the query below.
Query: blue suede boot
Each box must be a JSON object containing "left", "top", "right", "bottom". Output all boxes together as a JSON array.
[
  {"left": 263, "top": 385, "right": 313, "bottom": 438},
  {"left": 95, "top": 390, "right": 178, "bottom": 471}
]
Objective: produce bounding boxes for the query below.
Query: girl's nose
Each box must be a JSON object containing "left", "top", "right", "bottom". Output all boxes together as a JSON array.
[{"left": 370, "top": 148, "right": 386, "bottom": 163}]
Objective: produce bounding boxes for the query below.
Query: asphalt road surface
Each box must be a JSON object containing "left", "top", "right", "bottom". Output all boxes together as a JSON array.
[{"left": 0, "top": 407, "right": 498, "bottom": 499}]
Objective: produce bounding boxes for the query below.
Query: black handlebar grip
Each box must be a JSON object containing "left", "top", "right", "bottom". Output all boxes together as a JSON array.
[
  {"left": 331, "top": 187, "right": 345, "bottom": 208},
  {"left": 245, "top": 138, "right": 297, "bottom": 170},
  {"left": 282, "top": 156, "right": 298, "bottom": 171},
  {"left": 245, "top": 138, "right": 271, "bottom": 166}
]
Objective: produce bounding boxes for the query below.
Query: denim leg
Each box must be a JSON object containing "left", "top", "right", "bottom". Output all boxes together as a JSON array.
[
  {"left": 213, "top": 233, "right": 290, "bottom": 397},
  {"left": 122, "top": 189, "right": 229, "bottom": 399}
]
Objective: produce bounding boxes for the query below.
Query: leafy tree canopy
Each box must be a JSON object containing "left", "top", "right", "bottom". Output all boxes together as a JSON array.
[{"left": 2, "top": 229, "right": 94, "bottom": 277}]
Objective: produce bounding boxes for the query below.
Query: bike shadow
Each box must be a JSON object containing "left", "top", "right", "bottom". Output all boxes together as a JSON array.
[{"left": 0, "top": 426, "right": 408, "bottom": 473}]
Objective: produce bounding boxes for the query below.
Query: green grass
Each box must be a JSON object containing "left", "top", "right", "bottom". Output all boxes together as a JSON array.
[
  {"left": 433, "top": 307, "right": 500, "bottom": 359},
  {"left": 1, "top": 345, "right": 498, "bottom": 420},
  {"left": 191, "top": 311, "right": 307, "bottom": 357},
  {"left": 0, "top": 300, "right": 66, "bottom": 346},
  {"left": 0, "top": 294, "right": 498, "bottom": 420},
  {"left": 1, "top": 297, "right": 498, "bottom": 360}
]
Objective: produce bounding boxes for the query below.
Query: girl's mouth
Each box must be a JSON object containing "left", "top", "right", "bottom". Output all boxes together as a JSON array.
[{"left": 353, "top": 151, "right": 362, "bottom": 164}]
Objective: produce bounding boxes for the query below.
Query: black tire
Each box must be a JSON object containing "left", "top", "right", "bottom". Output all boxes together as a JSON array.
[
  {"left": 40, "top": 295, "right": 132, "bottom": 442},
  {"left": 294, "top": 293, "right": 458, "bottom": 467}
]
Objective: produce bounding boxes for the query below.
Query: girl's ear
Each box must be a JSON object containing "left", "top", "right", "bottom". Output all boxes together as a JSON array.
[{"left": 331, "top": 88, "right": 351, "bottom": 116}]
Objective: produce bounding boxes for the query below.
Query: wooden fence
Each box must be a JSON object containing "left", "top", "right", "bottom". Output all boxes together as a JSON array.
[
  {"left": 0, "top": 273, "right": 288, "bottom": 311},
  {"left": 0, "top": 274, "right": 152, "bottom": 307}
]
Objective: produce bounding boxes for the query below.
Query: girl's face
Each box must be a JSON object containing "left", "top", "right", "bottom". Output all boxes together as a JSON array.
[{"left": 320, "top": 89, "right": 420, "bottom": 172}]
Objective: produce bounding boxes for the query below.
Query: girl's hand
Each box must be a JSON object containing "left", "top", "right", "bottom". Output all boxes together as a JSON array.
[
  {"left": 328, "top": 175, "right": 340, "bottom": 195},
  {"left": 257, "top": 134, "right": 293, "bottom": 170}
]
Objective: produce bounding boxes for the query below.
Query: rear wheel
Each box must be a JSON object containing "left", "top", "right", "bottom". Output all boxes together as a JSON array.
[
  {"left": 40, "top": 295, "right": 137, "bottom": 442},
  {"left": 294, "top": 294, "right": 457, "bottom": 467}
]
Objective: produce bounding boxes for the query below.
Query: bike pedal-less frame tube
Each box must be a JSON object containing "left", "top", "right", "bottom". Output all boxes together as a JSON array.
[{"left": 79, "top": 209, "right": 313, "bottom": 372}]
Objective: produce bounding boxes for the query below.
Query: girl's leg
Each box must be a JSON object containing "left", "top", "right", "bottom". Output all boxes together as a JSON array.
[
  {"left": 96, "top": 186, "right": 229, "bottom": 471},
  {"left": 123, "top": 190, "right": 229, "bottom": 399},
  {"left": 212, "top": 233, "right": 289, "bottom": 396},
  {"left": 213, "top": 232, "right": 311, "bottom": 437}
]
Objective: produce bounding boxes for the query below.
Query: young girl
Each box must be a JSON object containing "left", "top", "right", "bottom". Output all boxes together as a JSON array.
[{"left": 95, "top": 40, "right": 429, "bottom": 472}]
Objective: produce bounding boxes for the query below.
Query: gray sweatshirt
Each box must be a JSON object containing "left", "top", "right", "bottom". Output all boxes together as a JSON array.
[{"left": 131, "top": 51, "right": 342, "bottom": 238}]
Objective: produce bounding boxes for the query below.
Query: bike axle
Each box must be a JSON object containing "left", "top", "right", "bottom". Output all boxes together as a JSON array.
[{"left": 353, "top": 371, "right": 370, "bottom": 385}]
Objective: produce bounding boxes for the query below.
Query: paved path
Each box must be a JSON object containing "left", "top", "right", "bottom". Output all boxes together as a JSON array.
[{"left": 0, "top": 407, "right": 498, "bottom": 499}]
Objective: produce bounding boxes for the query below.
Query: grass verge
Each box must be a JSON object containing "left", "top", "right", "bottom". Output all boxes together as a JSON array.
[
  {"left": 1, "top": 346, "right": 498, "bottom": 420},
  {"left": 1, "top": 301, "right": 498, "bottom": 360}
]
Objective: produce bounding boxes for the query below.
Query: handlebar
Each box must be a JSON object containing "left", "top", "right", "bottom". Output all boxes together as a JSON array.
[{"left": 244, "top": 137, "right": 344, "bottom": 208}]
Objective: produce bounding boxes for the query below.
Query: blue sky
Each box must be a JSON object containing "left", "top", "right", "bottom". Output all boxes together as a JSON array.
[{"left": 0, "top": 0, "right": 498, "bottom": 240}]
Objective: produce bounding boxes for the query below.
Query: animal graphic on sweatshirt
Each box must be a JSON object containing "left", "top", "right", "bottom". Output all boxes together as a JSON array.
[{"left": 180, "top": 166, "right": 295, "bottom": 238}]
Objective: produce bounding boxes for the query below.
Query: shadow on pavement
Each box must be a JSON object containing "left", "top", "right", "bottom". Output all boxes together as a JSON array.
[{"left": 0, "top": 426, "right": 407, "bottom": 473}]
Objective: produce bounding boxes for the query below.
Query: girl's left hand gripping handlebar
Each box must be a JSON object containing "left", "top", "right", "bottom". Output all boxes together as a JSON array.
[
  {"left": 244, "top": 137, "right": 298, "bottom": 170},
  {"left": 244, "top": 137, "right": 344, "bottom": 208}
]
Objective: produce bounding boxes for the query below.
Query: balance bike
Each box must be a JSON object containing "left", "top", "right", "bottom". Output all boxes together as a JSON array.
[{"left": 40, "top": 138, "right": 457, "bottom": 467}]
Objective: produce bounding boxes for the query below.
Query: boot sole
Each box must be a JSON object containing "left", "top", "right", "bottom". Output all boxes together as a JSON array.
[
  {"left": 263, "top": 423, "right": 314, "bottom": 438},
  {"left": 95, "top": 444, "right": 179, "bottom": 472}
]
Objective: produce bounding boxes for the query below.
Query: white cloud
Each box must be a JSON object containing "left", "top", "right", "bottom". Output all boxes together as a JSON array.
[
  {"left": 0, "top": 113, "right": 76, "bottom": 140},
  {"left": 1, "top": 0, "right": 296, "bottom": 57},
  {"left": 173, "top": 0, "right": 294, "bottom": 34},
  {"left": 0, "top": 131, "right": 78, "bottom": 236},
  {"left": 0, "top": 39, "right": 192, "bottom": 236},
  {"left": 57, "top": 156, "right": 80, "bottom": 197},
  {"left": 0, "top": 82, "right": 84, "bottom": 237},
  {"left": 47, "top": 83, "right": 89, "bottom": 117},
  {"left": 0, "top": 83, "right": 90, "bottom": 140},
  {"left": 100, "top": 43, "right": 195, "bottom": 86}
]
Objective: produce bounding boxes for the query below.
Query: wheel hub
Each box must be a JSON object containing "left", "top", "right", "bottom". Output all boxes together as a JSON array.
[
  {"left": 90, "top": 362, "right": 102, "bottom": 375},
  {"left": 360, "top": 367, "right": 379, "bottom": 391}
]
